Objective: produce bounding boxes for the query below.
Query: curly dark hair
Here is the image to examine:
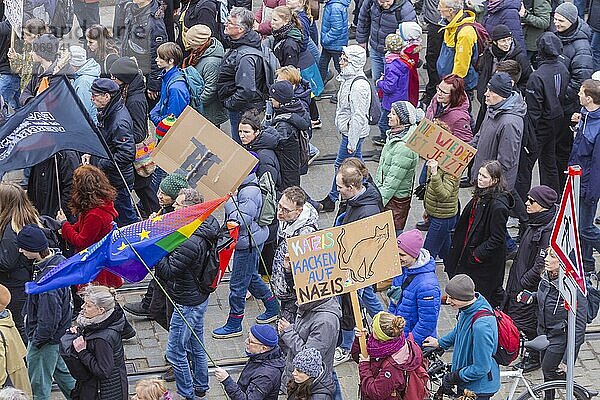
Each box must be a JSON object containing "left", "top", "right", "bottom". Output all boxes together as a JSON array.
[{"left": 69, "top": 165, "right": 116, "bottom": 215}]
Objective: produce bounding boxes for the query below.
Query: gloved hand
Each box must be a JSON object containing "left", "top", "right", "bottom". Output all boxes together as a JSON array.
[
  {"left": 441, "top": 371, "right": 462, "bottom": 395},
  {"left": 387, "top": 286, "right": 402, "bottom": 305}
]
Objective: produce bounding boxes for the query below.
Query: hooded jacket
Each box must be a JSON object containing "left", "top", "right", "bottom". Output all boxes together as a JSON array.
[
  {"left": 61, "top": 307, "right": 127, "bottom": 400},
  {"left": 356, "top": 0, "right": 417, "bottom": 53},
  {"left": 217, "top": 30, "right": 267, "bottom": 112},
  {"left": 335, "top": 46, "right": 371, "bottom": 152},
  {"left": 470, "top": 92, "right": 527, "bottom": 190},
  {"left": 95, "top": 96, "right": 136, "bottom": 189},
  {"left": 321, "top": 0, "right": 350, "bottom": 51},
  {"left": 272, "top": 203, "right": 319, "bottom": 300},
  {"left": 483, "top": 0, "right": 526, "bottom": 50},
  {"left": 273, "top": 25, "right": 303, "bottom": 67},
  {"left": 376, "top": 53, "right": 411, "bottom": 111},
  {"left": 0, "top": 310, "right": 31, "bottom": 395},
  {"left": 279, "top": 298, "right": 342, "bottom": 386},
  {"left": 73, "top": 58, "right": 101, "bottom": 123},
  {"left": 191, "top": 37, "right": 228, "bottom": 126},
  {"left": 438, "top": 294, "right": 500, "bottom": 395},
  {"left": 437, "top": 10, "right": 478, "bottom": 90},
  {"left": 341, "top": 182, "right": 384, "bottom": 225},
  {"left": 525, "top": 33, "right": 569, "bottom": 124},
  {"left": 521, "top": 0, "right": 552, "bottom": 52},
  {"left": 243, "top": 126, "right": 282, "bottom": 189},
  {"left": 222, "top": 346, "right": 286, "bottom": 400},
  {"left": 388, "top": 249, "right": 441, "bottom": 345},
  {"left": 155, "top": 215, "right": 220, "bottom": 306},
  {"left": 425, "top": 95, "right": 473, "bottom": 142},
  {"left": 375, "top": 128, "right": 418, "bottom": 206},
  {"left": 149, "top": 66, "right": 191, "bottom": 127},
  {"left": 424, "top": 169, "right": 460, "bottom": 219},
  {"left": 446, "top": 191, "right": 514, "bottom": 307},
  {"left": 25, "top": 251, "right": 72, "bottom": 348},
  {"left": 355, "top": 338, "right": 424, "bottom": 400},
  {"left": 225, "top": 173, "right": 269, "bottom": 250},
  {"left": 556, "top": 18, "right": 594, "bottom": 115},
  {"left": 569, "top": 106, "right": 600, "bottom": 201},
  {"left": 505, "top": 206, "right": 556, "bottom": 335}
]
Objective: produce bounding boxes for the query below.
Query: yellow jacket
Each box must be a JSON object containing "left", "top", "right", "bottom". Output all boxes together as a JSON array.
[
  {"left": 0, "top": 311, "right": 32, "bottom": 396},
  {"left": 440, "top": 10, "right": 478, "bottom": 78}
]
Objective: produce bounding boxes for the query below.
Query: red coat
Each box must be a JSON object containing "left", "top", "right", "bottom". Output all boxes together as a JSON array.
[
  {"left": 61, "top": 202, "right": 123, "bottom": 288},
  {"left": 404, "top": 44, "right": 420, "bottom": 107}
]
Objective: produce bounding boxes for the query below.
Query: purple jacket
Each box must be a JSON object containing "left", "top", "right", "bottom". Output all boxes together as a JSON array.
[
  {"left": 376, "top": 53, "right": 410, "bottom": 111},
  {"left": 483, "top": 0, "right": 526, "bottom": 52},
  {"left": 425, "top": 96, "right": 473, "bottom": 142}
]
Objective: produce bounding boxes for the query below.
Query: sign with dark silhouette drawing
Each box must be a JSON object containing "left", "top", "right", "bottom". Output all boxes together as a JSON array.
[
  {"left": 287, "top": 211, "right": 401, "bottom": 304},
  {"left": 152, "top": 107, "right": 258, "bottom": 200}
]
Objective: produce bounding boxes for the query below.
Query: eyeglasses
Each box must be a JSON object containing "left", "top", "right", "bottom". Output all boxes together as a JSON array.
[
  {"left": 225, "top": 19, "right": 241, "bottom": 27},
  {"left": 436, "top": 85, "right": 451, "bottom": 95},
  {"left": 245, "top": 337, "right": 263, "bottom": 345},
  {"left": 526, "top": 197, "right": 537, "bottom": 204},
  {"left": 277, "top": 203, "right": 300, "bottom": 214}
]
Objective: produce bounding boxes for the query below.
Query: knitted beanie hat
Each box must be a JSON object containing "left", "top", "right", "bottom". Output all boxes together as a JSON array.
[
  {"left": 528, "top": 185, "right": 558, "bottom": 209},
  {"left": 186, "top": 25, "right": 212, "bottom": 49},
  {"left": 491, "top": 24, "right": 512, "bottom": 41},
  {"left": 16, "top": 224, "right": 49, "bottom": 252},
  {"left": 385, "top": 33, "right": 404, "bottom": 53},
  {"left": 446, "top": 274, "right": 476, "bottom": 301},
  {"left": 487, "top": 71, "right": 513, "bottom": 98},
  {"left": 156, "top": 114, "right": 177, "bottom": 139},
  {"left": 69, "top": 45, "right": 87, "bottom": 67},
  {"left": 250, "top": 324, "right": 278, "bottom": 347},
  {"left": 555, "top": 2, "right": 579, "bottom": 24},
  {"left": 293, "top": 348, "right": 323, "bottom": 378},
  {"left": 396, "top": 229, "right": 424, "bottom": 259},
  {"left": 391, "top": 100, "right": 425, "bottom": 125},
  {"left": 398, "top": 21, "right": 422, "bottom": 43},
  {"left": 159, "top": 174, "right": 189, "bottom": 199}
]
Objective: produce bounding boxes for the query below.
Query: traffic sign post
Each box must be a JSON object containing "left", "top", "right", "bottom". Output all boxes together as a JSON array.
[{"left": 551, "top": 165, "right": 584, "bottom": 400}]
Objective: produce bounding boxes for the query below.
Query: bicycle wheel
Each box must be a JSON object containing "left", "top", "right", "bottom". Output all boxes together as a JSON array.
[{"left": 516, "top": 380, "right": 591, "bottom": 400}]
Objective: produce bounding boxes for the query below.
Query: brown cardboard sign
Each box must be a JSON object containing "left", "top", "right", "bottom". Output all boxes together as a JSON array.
[
  {"left": 151, "top": 107, "right": 258, "bottom": 199},
  {"left": 405, "top": 119, "right": 477, "bottom": 178},
  {"left": 287, "top": 211, "right": 401, "bottom": 305}
]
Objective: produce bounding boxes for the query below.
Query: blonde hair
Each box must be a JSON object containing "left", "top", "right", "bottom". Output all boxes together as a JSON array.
[
  {"left": 273, "top": 6, "right": 303, "bottom": 31},
  {"left": 276, "top": 65, "right": 302, "bottom": 85},
  {"left": 82, "top": 285, "right": 116, "bottom": 312},
  {"left": 377, "top": 312, "right": 406, "bottom": 337},
  {"left": 0, "top": 183, "right": 40, "bottom": 234},
  {"left": 134, "top": 379, "right": 168, "bottom": 400}
]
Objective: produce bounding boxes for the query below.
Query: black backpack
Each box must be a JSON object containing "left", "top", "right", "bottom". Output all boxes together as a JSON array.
[
  {"left": 193, "top": 224, "right": 234, "bottom": 293},
  {"left": 50, "top": 0, "right": 74, "bottom": 38}
]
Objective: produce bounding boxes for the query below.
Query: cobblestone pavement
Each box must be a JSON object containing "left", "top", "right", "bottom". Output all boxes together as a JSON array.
[{"left": 41, "top": 2, "right": 600, "bottom": 398}]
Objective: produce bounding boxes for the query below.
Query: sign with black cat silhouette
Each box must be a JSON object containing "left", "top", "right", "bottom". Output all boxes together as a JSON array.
[{"left": 287, "top": 211, "right": 401, "bottom": 304}]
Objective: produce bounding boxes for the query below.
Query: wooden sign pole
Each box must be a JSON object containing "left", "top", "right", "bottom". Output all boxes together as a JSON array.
[
  {"left": 350, "top": 289, "right": 368, "bottom": 358},
  {"left": 10, "top": 31, "right": 14, "bottom": 50}
]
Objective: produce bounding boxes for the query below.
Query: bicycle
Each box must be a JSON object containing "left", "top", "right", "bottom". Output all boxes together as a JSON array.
[{"left": 423, "top": 335, "right": 599, "bottom": 400}]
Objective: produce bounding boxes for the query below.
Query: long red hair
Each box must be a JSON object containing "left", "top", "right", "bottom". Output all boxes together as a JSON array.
[
  {"left": 69, "top": 165, "right": 116, "bottom": 215},
  {"left": 441, "top": 74, "right": 468, "bottom": 108}
]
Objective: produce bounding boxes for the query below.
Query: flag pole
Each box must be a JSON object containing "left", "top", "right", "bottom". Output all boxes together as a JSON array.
[{"left": 54, "top": 154, "right": 62, "bottom": 213}]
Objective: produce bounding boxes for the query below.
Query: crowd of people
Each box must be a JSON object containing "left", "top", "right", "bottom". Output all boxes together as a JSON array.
[{"left": 0, "top": 0, "right": 598, "bottom": 398}]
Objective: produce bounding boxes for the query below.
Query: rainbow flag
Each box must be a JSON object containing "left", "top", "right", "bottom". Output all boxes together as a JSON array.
[{"left": 25, "top": 196, "right": 229, "bottom": 294}]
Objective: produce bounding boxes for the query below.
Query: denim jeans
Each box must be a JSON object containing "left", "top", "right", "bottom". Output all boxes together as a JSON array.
[
  {"left": 27, "top": 343, "right": 75, "bottom": 399},
  {"left": 73, "top": 1, "right": 100, "bottom": 37},
  {"left": 318, "top": 48, "right": 342, "bottom": 82},
  {"left": 327, "top": 135, "right": 365, "bottom": 201},
  {"left": 150, "top": 166, "right": 167, "bottom": 197},
  {"left": 359, "top": 285, "right": 384, "bottom": 316},
  {"left": 114, "top": 186, "right": 140, "bottom": 226},
  {"left": 332, "top": 370, "right": 343, "bottom": 400},
  {"left": 580, "top": 197, "right": 600, "bottom": 273},
  {"left": 573, "top": 0, "right": 587, "bottom": 17},
  {"left": 0, "top": 74, "right": 20, "bottom": 111},
  {"left": 166, "top": 300, "right": 209, "bottom": 398},
  {"left": 377, "top": 108, "right": 390, "bottom": 137},
  {"left": 424, "top": 214, "right": 458, "bottom": 262},
  {"left": 591, "top": 30, "right": 600, "bottom": 72},
  {"left": 228, "top": 109, "right": 243, "bottom": 144},
  {"left": 370, "top": 47, "right": 385, "bottom": 84},
  {"left": 229, "top": 244, "right": 272, "bottom": 316}
]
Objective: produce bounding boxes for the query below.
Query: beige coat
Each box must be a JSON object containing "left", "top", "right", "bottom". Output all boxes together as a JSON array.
[{"left": 0, "top": 311, "right": 32, "bottom": 396}]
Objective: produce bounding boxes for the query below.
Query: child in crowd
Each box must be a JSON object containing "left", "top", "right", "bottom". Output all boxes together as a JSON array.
[
  {"left": 133, "top": 378, "right": 174, "bottom": 400},
  {"left": 397, "top": 21, "right": 423, "bottom": 106}
]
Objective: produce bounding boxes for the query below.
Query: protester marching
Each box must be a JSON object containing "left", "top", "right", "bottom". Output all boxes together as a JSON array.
[{"left": 0, "top": 0, "right": 598, "bottom": 399}]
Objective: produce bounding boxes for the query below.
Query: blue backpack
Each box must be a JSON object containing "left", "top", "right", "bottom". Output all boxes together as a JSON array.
[{"left": 181, "top": 66, "right": 205, "bottom": 115}]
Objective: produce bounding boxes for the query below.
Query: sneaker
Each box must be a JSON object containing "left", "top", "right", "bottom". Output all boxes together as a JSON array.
[
  {"left": 371, "top": 135, "right": 386, "bottom": 146},
  {"left": 333, "top": 347, "right": 351, "bottom": 367},
  {"left": 416, "top": 220, "right": 430, "bottom": 231},
  {"left": 348, "top": 24, "right": 357, "bottom": 40},
  {"left": 312, "top": 120, "right": 322, "bottom": 129},
  {"left": 329, "top": 94, "right": 338, "bottom": 104},
  {"left": 121, "top": 325, "right": 136, "bottom": 340},
  {"left": 318, "top": 196, "right": 336, "bottom": 213},
  {"left": 308, "top": 148, "right": 320, "bottom": 165},
  {"left": 195, "top": 389, "right": 207, "bottom": 399},
  {"left": 595, "top": 216, "right": 600, "bottom": 225},
  {"left": 459, "top": 176, "right": 473, "bottom": 188},
  {"left": 212, "top": 316, "right": 244, "bottom": 339},
  {"left": 506, "top": 217, "right": 520, "bottom": 229},
  {"left": 123, "top": 301, "right": 151, "bottom": 317},
  {"left": 161, "top": 366, "right": 175, "bottom": 382}
]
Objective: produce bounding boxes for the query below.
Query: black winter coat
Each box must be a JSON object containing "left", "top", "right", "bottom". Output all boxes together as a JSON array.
[
  {"left": 217, "top": 30, "right": 267, "bottom": 112},
  {"left": 61, "top": 307, "right": 127, "bottom": 400},
  {"left": 20, "top": 61, "right": 74, "bottom": 106},
  {"left": 182, "top": 0, "right": 222, "bottom": 43},
  {"left": 94, "top": 96, "right": 135, "bottom": 190},
  {"left": 356, "top": 0, "right": 416, "bottom": 53},
  {"left": 122, "top": 73, "right": 149, "bottom": 144},
  {"left": 0, "top": 226, "right": 31, "bottom": 289},
  {"left": 221, "top": 346, "right": 286, "bottom": 400},
  {"left": 556, "top": 19, "right": 594, "bottom": 115},
  {"left": 27, "top": 150, "right": 79, "bottom": 219},
  {"left": 504, "top": 206, "right": 555, "bottom": 336},
  {"left": 446, "top": 191, "right": 513, "bottom": 308},
  {"left": 243, "top": 126, "right": 282, "bottom": 190},
  {"left": 155, "top": 215, "right": 220, "bottom": 306},
  {"left": 341, "top": 182, "right": 384, "bottom": 225},
  {"left": 120, "top": 0, "right": 167, "bottom": 92},
  {"left": 25, "top": 252, "right": 72, "bottom": 348},
  {"left": 0, "top": 12, "right": 12, "bottom": 75},
  {"left": 273, "top": 33, "right": 302, "bottom": 67}
]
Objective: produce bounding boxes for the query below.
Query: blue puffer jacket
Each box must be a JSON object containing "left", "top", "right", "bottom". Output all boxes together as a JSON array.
[
  {"left": 356, "top": 0, "right": 416, "bottom": 53},
  {"left": 483, "top": 0, "right": 526, "bottom": 51},
  {"left": 225, "top": 173, "right": 269, "bottom": 250},
  {"left": 321, "top": 0, "right": 350, "bottom": 51},
  {"left": 150, "top": 67, "right": 191, "bottom": 126},
  {"left": 438, "top": 294, "right": 500, "bottom": 396},
  {"left": 388, "top": 249, "right": 441, "bottom": 346},
  {"left": 569, "top": 106, "right": 600, "bottom": 202}
]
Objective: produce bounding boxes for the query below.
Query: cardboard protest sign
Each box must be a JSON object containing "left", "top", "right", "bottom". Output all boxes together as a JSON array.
[
  {"left": 4, "top": 0, "right": 22, "bottom": 38},
  {"left": 405, "top": 119, "right": 477, "bottom": 178},
  {"left": 288, "top": 211, "right": 401, "bottom": 305},
  {"left": 152, "top": 107, "right": 258, "bottom": 200}
]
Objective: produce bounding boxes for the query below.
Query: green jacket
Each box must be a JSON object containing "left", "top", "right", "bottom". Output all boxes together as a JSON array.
[
  {"left": 375, "top": 129, "right": 418, "bottom": 206},
  {"left": 424, "top": 169, "right": 459, "bottom": 218},
  {"left": 193, "top": 38, "right": 229, "bottom": 126},
  {"left": 521, "top": 0, "right": 551, "bottom": 52}
]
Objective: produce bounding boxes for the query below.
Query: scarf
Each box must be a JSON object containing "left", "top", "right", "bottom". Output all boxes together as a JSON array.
[
  {"left": 273, "top": 22, "right": 294, "bottom": 41},
  {"left": 182, "top": 40, "right": 212, "bottom": 68},
  {"left": 76, "top": 307, "right": 114, "bottom": 327},
  {"left": 367, "top": 334, "right": 406, "bottom": 359}
]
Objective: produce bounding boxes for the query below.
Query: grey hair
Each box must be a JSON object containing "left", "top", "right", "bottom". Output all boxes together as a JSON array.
[
  {"left": 0, "top": 388, "right": 29, "bottom": 400},
  {"left": 177, "top": 188, "right": 204, "bottom": 206},
  {"left": 82, "top": 285, "right": 116, "bottom": 312},
  {"left": 229, "top": 7, "right": 255, "bottom": 32},
  {"left": 441, "top": 0, "right": 464, "bottom": 11}
]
